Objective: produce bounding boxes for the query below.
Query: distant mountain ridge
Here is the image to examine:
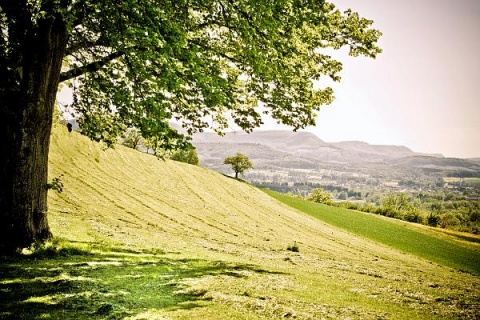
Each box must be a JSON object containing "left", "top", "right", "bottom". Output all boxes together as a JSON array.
[
  {"left": 330, "top": 141, "right": 417, "bottom": 159},
  {"left": 193, "top": 130, "right": 438, "bottom": 163},
  {"left": 193, "top": 130, "right": 330, "bottom": 151},
  {"left": 192, "top": 130, "right": 480, "bottom": 176}
]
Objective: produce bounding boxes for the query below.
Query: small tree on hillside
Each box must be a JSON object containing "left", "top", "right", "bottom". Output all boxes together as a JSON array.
[
  {"left": 171, "top": 149, "right": 199, "bottom": 165},
  {"left": 224, "top": 153, "right": 253, "bottom": 179},
  {"left": 143, "top": 136, "right": 162, "bottom": 157},
  {"left": 121, "top": 128, "right": 142, "bottom": 150}
]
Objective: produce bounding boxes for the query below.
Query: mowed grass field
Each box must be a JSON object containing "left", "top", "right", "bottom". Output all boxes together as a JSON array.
[{"left": 1, "top": 127, "right": 479, "bottom": 319}]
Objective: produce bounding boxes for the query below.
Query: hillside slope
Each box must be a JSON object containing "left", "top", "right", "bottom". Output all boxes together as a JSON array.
[
  {"left": 45, "top": 127, "right": 479, "bottom": 319},
  {"left": 48, "top": 129, "right": 343, "bottom": 258}
]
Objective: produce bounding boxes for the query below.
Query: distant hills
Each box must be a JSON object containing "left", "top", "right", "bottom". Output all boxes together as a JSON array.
[
  {"left": 193, "top": 130, "right": 433, "bottom": 164},
  {"left": 193, "top": 130, "right": 475, "bottom": 166},
  {"left": 192, "top": 130, "right": 480, "bottom": 183}
]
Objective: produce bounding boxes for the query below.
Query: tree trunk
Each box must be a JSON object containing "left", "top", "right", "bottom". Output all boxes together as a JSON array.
[{"left": 0, "top": 17, "right": 68, "bottom": 254}]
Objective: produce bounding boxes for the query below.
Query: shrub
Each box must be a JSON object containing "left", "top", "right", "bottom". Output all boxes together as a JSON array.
[
  {"left": 345, "top": 202, "right": 360, "bottom": 210},
  {"left": 440, "top": 213, "right": 461, "bottom": 228},
  {"left": 287, "top": 241, "right": 299, "bottom": 252},
  {"left": 469, "top": 210, "right": 480, "bottom": 222},
  {"left": 427, "top": 213, "right": 441, "bottom": 227},
  {"left": 306, "top": 188, "right": 332, "bottom": 205},
  {"left": 404, "top": 208, "right": 424, "bottom": 224},
  {"left": 377, "top": 207, "right": 396, "bottom": 217},
  {"left": 360, "top": 205, "right": 377, "bottom": 213}
]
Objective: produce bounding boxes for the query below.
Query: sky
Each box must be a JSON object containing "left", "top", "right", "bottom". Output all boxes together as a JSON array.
[{"left": 261, "top": 0, "right": 480, "bottom": 158}]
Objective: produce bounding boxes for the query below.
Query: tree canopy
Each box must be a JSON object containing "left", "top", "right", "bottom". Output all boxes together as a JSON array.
[
  {"left": 2, "top": 0, "right": 381, "bottom": 146},
  {"left": 170, "top": 148, "right": 199, "bottom": 165},
  {"left": 224, "top": 153, "right": 253, "bottom": 178}
]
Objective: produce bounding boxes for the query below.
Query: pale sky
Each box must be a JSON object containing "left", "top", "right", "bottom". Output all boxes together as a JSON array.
[{"left": 263, "top": 0, "right": 480, "bottom": 158}]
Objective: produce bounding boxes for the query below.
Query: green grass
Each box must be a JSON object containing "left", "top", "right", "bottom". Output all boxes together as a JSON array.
[
  {"left": 264, "top": 189, "right": 480, "bottom": 275},
  {"left": 1, "top": 127, "right": 479, "bottom": 319},
  {"left": 0, "top": 242, "right": 276, "bottom": 320},
  {"left": 1, "top": 243, "right": 459, "bottom": 320}
]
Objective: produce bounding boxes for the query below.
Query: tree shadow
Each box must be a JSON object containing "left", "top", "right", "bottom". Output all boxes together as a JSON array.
[
  {"left": 0, "top": 245, "right": 283, "bottom": 319},
  {"left": 447, "top": 232, "right": 480, "bottom": 245},
  {"left": 221, "top": 173, "right": 250, "bottom": 184}
]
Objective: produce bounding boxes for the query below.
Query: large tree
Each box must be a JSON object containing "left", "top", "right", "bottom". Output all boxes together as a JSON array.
[{"left": 0, "top": 0, "right": 381, "bottom": 253}]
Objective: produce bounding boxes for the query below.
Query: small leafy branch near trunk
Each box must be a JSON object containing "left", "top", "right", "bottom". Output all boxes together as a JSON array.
[{"left": 47, "top": 175, "right": 64, "bottom": 193}]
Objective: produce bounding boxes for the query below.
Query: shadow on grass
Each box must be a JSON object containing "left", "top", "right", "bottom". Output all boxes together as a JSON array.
[
  {"left": 221, "top": 174, "right": 250, "bottom": 184},
  {"left": 447, "top": 232, "right": 480, "bottom": 245},
  {"left": 0, "top": 244, "right": 278, "bottom": 319}
]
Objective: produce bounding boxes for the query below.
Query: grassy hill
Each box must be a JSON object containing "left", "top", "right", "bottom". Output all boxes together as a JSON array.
[
  {"left": 1, "top": 127, "right": 479, "bottom": 320},
  {"left": 264, "top": 190, "right": 480, "bottom": 275}
]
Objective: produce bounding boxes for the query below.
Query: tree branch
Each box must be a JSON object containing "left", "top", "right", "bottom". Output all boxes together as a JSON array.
[
  {"left": 190, "top": 39, "right": 242, "bottom": 65},
  {"left": 67, "top": 1, "right": 90, "bottom": 28},
  {"left": 65, "top": 34, "right": 108, "bottom": 56},
  {"left": 225, "top": 0, "right": 270, "bottom": 41},
  {"left": 59, "top": 50, "right": 123, "bottom": 82}
]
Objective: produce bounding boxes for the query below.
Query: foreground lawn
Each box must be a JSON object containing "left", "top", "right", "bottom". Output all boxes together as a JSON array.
[
  {"left": 264, "top": 189, "right": 480, "bottom": 275},
  {"left": 0, "top": 245, "right": 215, "bottom": 319},
  {"left": 2, "top": 239, "right": 479, "bottom": 320}
]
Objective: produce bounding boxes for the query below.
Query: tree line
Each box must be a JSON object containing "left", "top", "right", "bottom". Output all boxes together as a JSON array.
[{"left": 120, "top": 127, "right": 199, "bottom": 165}]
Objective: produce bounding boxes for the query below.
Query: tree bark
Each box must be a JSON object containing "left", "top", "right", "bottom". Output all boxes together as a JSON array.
[{"left": 0, "top": 17, "right": 68, "bottom": 253}]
